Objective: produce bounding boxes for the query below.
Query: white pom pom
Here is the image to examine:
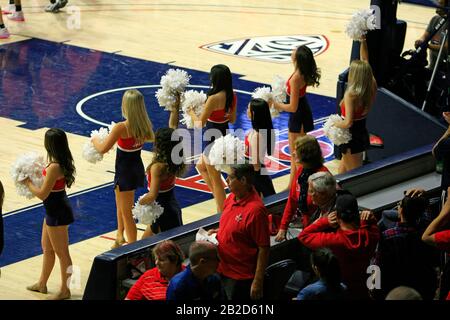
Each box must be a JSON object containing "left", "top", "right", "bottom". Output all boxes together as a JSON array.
[
  {"left": 252, "top": 85, "right": 281, "bottom": 118},
  {"left": 180, "top": 90, "right": 207, "bottom": 129},
  {"left": 208, "top": 134, "right": 245, "bottom": 172},
  {"left": 323, "top": 114, "right": 352, "bottom": 146},
  {"left": 252, "top": 86, "right": 273, "bottom": 102},
  {"left": 271, "top": 75, "right": 287, "bottom": 103},
  {"left": 156, "top": 69, "right": 191, "bottom": 111},
  {"left": 10, "top": 152, "right": 46, "bottom": 199},
  {"left": 345, "top": 8, "right": 377, "bottom": 41},
  {"left": 132, "top": 197, "right": 165, "bottom": 225},
  {"left": 82, "top": 125, "right": 111, "bottom": 164},
  {"left": 161, "top": 69, "right": 191, "bottom": 93},
  {"left": 155, "top": 88, "right": 177, "bottom": 111}
]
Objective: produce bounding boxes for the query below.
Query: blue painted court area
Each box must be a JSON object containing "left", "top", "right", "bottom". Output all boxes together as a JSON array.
[{"left": 0, "top": 39, "right": 336, "bottom": 267}]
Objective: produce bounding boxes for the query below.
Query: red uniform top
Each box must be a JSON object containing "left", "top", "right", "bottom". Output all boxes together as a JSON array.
[
  {"left": 146, "top": 172, "right": 176, "bottom": 193},
  {"left": 280, "top": 165, "right": 330, "bottom": 230},
  {"left": 126, "top": 266, "right": 185, "bottom": 300},
  {"left": 434, "top": 230, "right": 450, "bottom": 252},
  {"left": 42, "top": 167, "right": 65, "bottom": 191},
  {"left": 207, "top": 93, "right": 237, "bottom": 123},
  {"left": 286, "top": 74, "right": 307, "bottom": 97},
  {"left": 217, "top": 189, "right": 270, "bottom": 280},
  {"left": 340, "top": 102, "right": 367, "bottom": 120},
  {"left": 298, "top": 217, "right": 380, "bottom": 299},
  {"left": 117, "top": 136, "right": 143, "bottom": 151},
  {"left": 244, "top": 134, "right": 250, "bottom": 158}
]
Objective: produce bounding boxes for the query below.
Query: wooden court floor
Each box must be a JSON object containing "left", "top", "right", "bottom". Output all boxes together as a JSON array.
[{"left": 0, "top": 0, "right": 434, "bottom": 299}]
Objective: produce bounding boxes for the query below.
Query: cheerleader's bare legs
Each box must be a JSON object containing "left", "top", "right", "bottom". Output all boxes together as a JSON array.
[{"left": 114, "top": 188, "right": 137, "bottom": 245}]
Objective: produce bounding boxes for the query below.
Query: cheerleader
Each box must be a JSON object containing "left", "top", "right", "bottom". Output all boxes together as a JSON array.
[
  {"left": 25, "top": 128, "right": 75, "bottom": 300},
  {"left": 188, "top": 64, "right": 237, "bottom": 213},
  {"left": 270, "top": 45, "right": 321, "bottom": 190},
  {"left": 335, "top": 37, "right": 377, "bottom": 174},
  {"left": 245, "top": 98, "right": 276, "bottom": 198},
  {"left": 92, "top": 89, "right": 154, "bottom": 247},
  {"left": 139, "top": 128, "right": 186, "bottom": 238}
]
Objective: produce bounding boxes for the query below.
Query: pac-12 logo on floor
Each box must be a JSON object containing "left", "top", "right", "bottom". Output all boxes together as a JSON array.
[{"left": 200, "top": 35, "right": 329, "bottom": 63}]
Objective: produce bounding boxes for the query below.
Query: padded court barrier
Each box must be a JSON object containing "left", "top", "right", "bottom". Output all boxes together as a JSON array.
[{"left": 83, "top": 89, "right": 446, "bottom": 299}]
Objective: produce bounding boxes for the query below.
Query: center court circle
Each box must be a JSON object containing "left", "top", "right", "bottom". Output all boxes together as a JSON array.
[{"left": 75, "top": 84, "right": 255, "bottom": 126}]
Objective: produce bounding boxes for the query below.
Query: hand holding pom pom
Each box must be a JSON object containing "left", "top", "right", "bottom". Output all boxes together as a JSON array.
[
  {"left": 208, "top": 134, "right": 245, "bottom": 172},
  {"left": 345, "top": 8, "right": 377, "bottom": 41},
  {"left": 180, "top": 90, "right": 207, "bottom": 128},
  {"left": 156, "top": 69, "right": 191, "bottom": 111},
  {"left": 82, "top": 123, "right": 114, "bottom": 164},
  {"left": 10, "top": 152, "right": 46, "bottom": 199},
  {"left": 132, "top": 196, "right": 164, "bottom": 225},
  {"left": 323, "top": 114, "right": 352, "bottom": 146}
]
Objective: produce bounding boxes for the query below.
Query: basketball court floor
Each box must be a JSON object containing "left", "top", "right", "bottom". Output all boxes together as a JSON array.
[{"left": 0, "top": 0, "right": 434, "bottom": 299}]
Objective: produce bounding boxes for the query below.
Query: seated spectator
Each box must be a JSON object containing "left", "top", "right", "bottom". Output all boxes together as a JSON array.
[
  {"left": 432, "top": 112, "right": 450, "bottom": 193},
  {"left": 126, "top": 240, "right": 185, "bottom": 300},
  {"left": 422, "top": 196, "right": 450, "bottom": 300},
  {"left": 298, "top": 193, "right": 380, "bottom": 299},
  {"left": 166, "top": 241, "right": 224, "bottom": 300},
  {"left": 208, "top": 163, "right": 270, "bottom": 300},
  {"left": 378, "top": 188, "right": 436, "bottom": 233},
  {"left": 296, "top": 248, "right": 347, "bottom": 300},
  {"left": 373, "top": 190, "right": 438, "bottom": 300},
  {"left": 275, "top": 135, "right": 330, "bottom": 242},
  {"left": 385, "top": 286, "right": 422, "bottom": 300}
]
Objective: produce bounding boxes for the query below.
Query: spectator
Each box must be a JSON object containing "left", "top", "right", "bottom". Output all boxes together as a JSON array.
[
  {"left": 275, "top": 135, "right": 330, "bottom": 242},
  {"left": 422, "top": 196, "right": 450, "bottom": 300},
  {"left": 126, "top": 240, "right": 185, "bottom": 300},
  {"left": 432, "top": 112, "right": 450, "bottom": 193},
  {"left": 385, "top": 286, "right": 422, "bottom": 300},
  {"left": 208, "top": 163, "right": 270, "bottom": 300},
  {"left": 166, "top": 241, "right": 223, "bottom": 300},
  {"left": 298, "top": 193, "right": 380, "bottom": 299},
  {"left": 373, "top": 190, "right": 438, "bottom": 300},
  {"left": 296, "top": 248, "right": 347, "bottom": 300}
]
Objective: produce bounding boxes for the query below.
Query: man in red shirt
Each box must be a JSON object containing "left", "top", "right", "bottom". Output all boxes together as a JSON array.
[
  {"left": 298, "top": 193, "right": 380, "bottom": 299},
  {"left": 208, "top": 163, "right": 270, "bottom": 300}
]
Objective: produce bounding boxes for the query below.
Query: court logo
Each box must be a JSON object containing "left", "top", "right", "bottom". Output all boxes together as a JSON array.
[{"left": 200, "top": 35, "right": 329, "bottom": 63}]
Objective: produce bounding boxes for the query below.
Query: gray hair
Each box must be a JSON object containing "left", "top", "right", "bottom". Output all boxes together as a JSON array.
[{"left": 308, "top": 172, "right": 336, "bottom": 195}]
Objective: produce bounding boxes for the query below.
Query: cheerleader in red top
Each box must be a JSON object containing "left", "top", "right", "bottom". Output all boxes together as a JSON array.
[
  {"left": 275, "top": 135, "right": 330, "bottom": 242},
  {"left": 92, "top": 89, "right": 154, "bottom": 247},
  {"left": 138, "top": 128, "right": 186, "bottom": 239},
  {"left": 270, "top": 46, "right": 321, "bottom": 189},
  {"left": 25, "top": 128, "right": 75, "bottom": 300},
  {"left": 188, "top": 64, "right": 237, "bottom": 213},
  {"left": 334, "top": 37, "right": 377, "bottom": 174},
  {"left": 245, "top": 98, "right": 275, "bottom": 198}
]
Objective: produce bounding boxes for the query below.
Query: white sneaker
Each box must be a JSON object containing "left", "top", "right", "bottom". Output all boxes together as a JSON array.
[
  {"left": 2, "top": 4, "right": 16, "bottom": 14},
  {"left": 0, "top": 28, "right": 10, "bottom": 39},
  {"left": 7, "top": 11, "right": 25, "bottom": 22}
]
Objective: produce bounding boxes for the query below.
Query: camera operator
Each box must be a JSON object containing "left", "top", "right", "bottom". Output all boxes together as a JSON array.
[{"left": 414, "top": 0, "right": 448, "bottom": 72}]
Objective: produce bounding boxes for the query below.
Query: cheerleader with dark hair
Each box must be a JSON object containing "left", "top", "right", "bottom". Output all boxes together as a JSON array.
[
  {"left": 139, "top": 128, "right": 186, "bottom": 238},
  {"left": 25, "top": 128, "right": 76, "bottom": 300},
  {"left": 270, "top": 45, "right": 321, "bottom": 189},
  {"left": 188, "top": 64, "right": 237, "bottom": 213},
  {"left": 245, "top": 98, "right": 276, "bottom": 198}
]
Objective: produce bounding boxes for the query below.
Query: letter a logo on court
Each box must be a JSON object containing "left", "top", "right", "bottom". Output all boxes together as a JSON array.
[{"left": 200, "top": 35, "right": 329, "bottom": 63}]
